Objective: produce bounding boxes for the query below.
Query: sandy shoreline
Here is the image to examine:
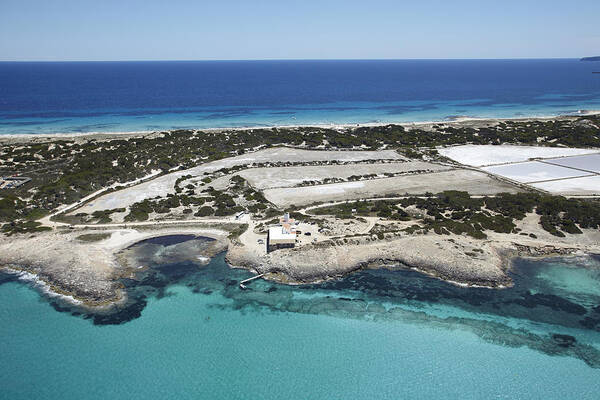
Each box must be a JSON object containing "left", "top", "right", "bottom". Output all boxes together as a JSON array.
[{"left": 2, "top": 111, "right": 599, "bottom": 142}]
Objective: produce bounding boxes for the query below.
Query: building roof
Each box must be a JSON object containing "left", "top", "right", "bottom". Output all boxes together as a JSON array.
[{"left": 268, "top": 226, "right": 296, "bottom": 243}]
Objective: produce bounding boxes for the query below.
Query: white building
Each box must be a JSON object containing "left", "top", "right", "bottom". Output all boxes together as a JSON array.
[{"left": 267, "top": 213, "right": 297, "bottom": 252}]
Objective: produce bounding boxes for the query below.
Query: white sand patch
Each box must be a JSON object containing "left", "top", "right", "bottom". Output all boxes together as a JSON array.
[
  {"left": 98, "top": 228, "right": 229, "bottom": 251},
  {"left": 239, "top": 161, "right": 448, "bottom": 190},
  {"left": 99, "top": 230, "right": 146, "bottom": 250},
  {"left": 74, "top": 148, "right": 404, "bottom": 213},
  {"left": 439, "top": 145, "right": 599, "bottom": 167},
  {"left": 264, "top": 169, "right": 521, "bottom": 207},
  {"left": 315, "top": 181, "right": 365, "bottom": 194},
  {"left": 56, "top": 169, "right": 161, "bottom": 216},
  {"left": 482, "top": 161, "right": 593, "bottom": 183}
]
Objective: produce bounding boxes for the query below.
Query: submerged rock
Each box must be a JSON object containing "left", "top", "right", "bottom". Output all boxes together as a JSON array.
[{"left": 552, "top": 334, "right": 577, "bottom": 348}]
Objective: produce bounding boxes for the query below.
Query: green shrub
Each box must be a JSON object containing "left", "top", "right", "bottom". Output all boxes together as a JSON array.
[{"left": 195, "top": 206, "right": 214, "bottom": 217}]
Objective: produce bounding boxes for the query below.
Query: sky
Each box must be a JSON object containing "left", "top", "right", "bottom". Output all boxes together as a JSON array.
[{"left": 0, "top": 0, "right": 599, "bottom": 61}]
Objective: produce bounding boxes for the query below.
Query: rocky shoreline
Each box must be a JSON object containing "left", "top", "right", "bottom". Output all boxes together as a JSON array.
[
  {"left": 226, "top": 233, "right": 597, "bottom": 289},
  {"left": 1, "top": 223, "right": 599, "bottom": 312},
  {"left": 0, "top": 227, "right": 230, "bottom": 309}
]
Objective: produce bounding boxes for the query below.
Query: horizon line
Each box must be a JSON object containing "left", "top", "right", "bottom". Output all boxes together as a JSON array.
[{"left": 0, "top": 56, "right": 590, "bottom": 63}]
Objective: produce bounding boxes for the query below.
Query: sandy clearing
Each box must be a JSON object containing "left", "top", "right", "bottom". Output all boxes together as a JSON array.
[
  {"left": 74, "top": 147, "right": 404, "bottom": 213},
  {"left": 482, "top": 161, "right": 593, "bottom": 183},
  {"left": 530, "top": 175, "right": 600, "bottom": 195},
  {"left": 96, "top": 227, "right": 230, "bottom": 251},
  {"left": 263, "top": 169, "right": 522, "bottom": 207},
  {"left": 237, "top": 161, "right": 450, "bottom": 190},
  {"left": 439, "top": 145, "right": 599, "bottom": 167}
]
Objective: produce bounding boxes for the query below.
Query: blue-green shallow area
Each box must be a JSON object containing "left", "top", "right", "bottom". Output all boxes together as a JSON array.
[{"left": 1, "top": 238, "right": 600, "bottom": 399}]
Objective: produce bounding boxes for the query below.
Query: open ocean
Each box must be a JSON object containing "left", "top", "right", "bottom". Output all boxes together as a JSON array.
[{"left": 0, "top": 59, "right": 600, "bottom": 134}]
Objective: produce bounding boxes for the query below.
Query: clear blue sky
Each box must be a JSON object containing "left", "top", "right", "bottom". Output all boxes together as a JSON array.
[{"left": 1, "top": 0, "right": 598, "bottom": 61}]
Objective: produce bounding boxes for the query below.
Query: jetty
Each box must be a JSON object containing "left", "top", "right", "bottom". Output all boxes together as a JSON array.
[{"left": 239, "top": 273, "right": 265, "bottom": 289}]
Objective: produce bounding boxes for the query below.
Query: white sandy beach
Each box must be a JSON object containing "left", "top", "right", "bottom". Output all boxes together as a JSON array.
[{"left": 2, "top": 111, "right": 599, "bottom": 140}]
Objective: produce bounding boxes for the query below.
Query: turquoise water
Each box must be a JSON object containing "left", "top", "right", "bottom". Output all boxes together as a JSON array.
[
  {"left": 3, "top": 99, "right": 598, "bottom": 135},
  {"left": 2, "top": 240, "right": 600, "bottom": 399},
  {"left": 1, "top": 59, "right": 600, "bottom": 134}
]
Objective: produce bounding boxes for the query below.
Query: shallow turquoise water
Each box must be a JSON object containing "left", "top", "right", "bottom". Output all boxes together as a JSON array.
[
  {"left": 2, "top": 282, "right": 599, "bottom": 400},
  {"left": 2, "top": 242, "right": 600, "bottom": 399},
  {"left": 533, "top": 258, "right": 600, "bottom": 305}
]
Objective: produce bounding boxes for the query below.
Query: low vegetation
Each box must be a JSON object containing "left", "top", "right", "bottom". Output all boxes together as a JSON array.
[
  {"left": 311, "top": 191, "right": 600, "bottom": 239},
  {"left": 1, "top": 220, "right": 52, "bottom": 236},
  {"left": 120, "top": 176, "right": 273, "bottom": 221},
  {"left": 1, "top": 115, "right": 598, "bottom": 229},
  {"left": 76, "top": 233, "right": 112, "bottom": 242}
]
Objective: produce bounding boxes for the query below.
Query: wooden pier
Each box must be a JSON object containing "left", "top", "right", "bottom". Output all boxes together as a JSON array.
[{"left": 239, "top": 273, "right": 265, "bottom": 289}]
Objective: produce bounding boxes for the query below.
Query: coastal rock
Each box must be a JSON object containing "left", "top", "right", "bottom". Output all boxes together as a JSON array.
[
  {"left": 0, "top": 231, "right": 122, "bottom": 305},
  {"left": 514, "top": 244, "right": 579, "bottom": 257},
  {"left": 552, "top": 334, "right": 577, "bottom": 348},
  {"left": 0, "top": 227, "right": 230, "bottom": 307},
  {"left": 227, "top": 234, "right": 512, "bottom": 287}
]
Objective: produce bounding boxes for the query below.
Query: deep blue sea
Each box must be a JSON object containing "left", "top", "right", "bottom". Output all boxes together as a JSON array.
[
  {"left": 2, "top": 236, "right": 600, "bottom": 399},
  {"left": 1, "top": 59, "right": 600, "bottom": 134}
]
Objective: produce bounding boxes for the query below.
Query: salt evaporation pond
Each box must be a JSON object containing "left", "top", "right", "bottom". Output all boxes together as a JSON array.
[
  {"left": 532, "top": 175, "right": 600, "bottom": 195},
  {"left": 545, "top": 154, "right": 600, "bottom": 174},
  {"left": 482, "top": 161, "right": 593, "bottom": 183}
]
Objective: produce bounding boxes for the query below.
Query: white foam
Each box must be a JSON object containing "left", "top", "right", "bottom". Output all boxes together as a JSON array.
[{"left": 4, "top": 267, "right": 83, "bottom": 305}]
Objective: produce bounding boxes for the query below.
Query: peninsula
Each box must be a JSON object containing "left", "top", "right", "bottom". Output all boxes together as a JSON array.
[{"left": 1, "top": 114, "right": 600, "bottom": 311}]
